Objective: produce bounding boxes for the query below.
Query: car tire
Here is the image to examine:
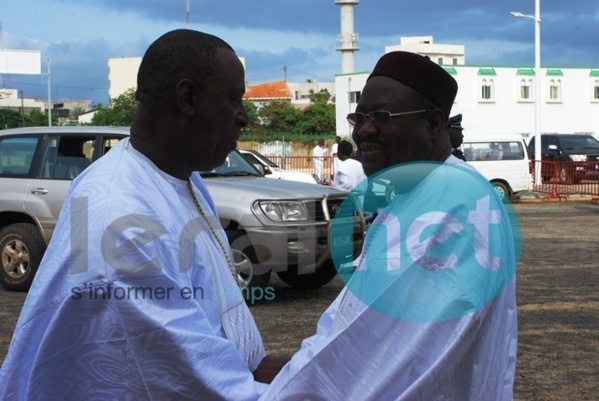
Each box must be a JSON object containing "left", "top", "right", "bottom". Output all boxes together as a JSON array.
[
  {"left": 225, "top": 230, "right": 271, "bottom": 289},
  {"left": 0, "top": 223, "right": 46, "bottom": 292},
  {"left": 276, "top": 259, "right": 338, "bottom": 289},
  {"left": 491, "top": 181, "right": 510, "bottom": 200}
]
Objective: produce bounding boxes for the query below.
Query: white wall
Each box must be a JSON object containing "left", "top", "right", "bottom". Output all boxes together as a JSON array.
[{"left": 335, "top": 65, "right": 599, "bottom": 141}]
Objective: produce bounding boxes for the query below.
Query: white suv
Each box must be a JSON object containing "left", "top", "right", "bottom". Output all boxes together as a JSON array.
[{"left": 0, "top": 127, "right": 365, "bottom": 291}]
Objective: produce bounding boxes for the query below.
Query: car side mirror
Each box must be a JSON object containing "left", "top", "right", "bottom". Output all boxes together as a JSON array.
[
  {"left": 548, "top": 144, "right": 558, "bottom": 151},
  {"left": 253, "top": 164, "right": 265, "bottom": 174},
  {"left": 263, "top": 165, "right": 272, "bottom": 175}
]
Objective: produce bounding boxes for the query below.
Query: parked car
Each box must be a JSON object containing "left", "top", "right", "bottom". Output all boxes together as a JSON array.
[
  {"left": 0, "top": 126, "right": 366, "bottom": 292},
  {"left": 460, "top": 134, "right": 533, "bottom": 199},
  {"left": 239, "top": 149, "right": 320, "bottom": 185},
  {"left": 527, "top": 134, "right": 599, "bottom": 184}
]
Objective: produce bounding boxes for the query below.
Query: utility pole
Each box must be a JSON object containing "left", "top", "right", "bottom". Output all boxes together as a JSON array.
[{"left": 283, "top": 64, "right": 287, "bottom": 82}]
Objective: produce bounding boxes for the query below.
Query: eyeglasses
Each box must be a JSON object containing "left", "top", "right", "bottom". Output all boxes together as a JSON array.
[{"left": 346, "top": 109, "right": 432, "bottom": 127}]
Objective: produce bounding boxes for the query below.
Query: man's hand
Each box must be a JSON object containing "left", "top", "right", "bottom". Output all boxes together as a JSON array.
[{"left": 253, "top": 355, "right": 290, "bottom": 384}]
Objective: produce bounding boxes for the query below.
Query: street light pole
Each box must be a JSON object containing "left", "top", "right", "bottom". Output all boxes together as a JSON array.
[
  {"left": 511, "top": 0, "right": 542, "bottom": 187},
  {"left": 46, "top": 57, "right": 52, "bottom": 127}
]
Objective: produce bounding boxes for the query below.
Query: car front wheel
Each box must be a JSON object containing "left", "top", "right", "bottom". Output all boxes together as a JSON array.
[
  {"left": 491, "top": 181, "right": 510, "bottom": 200},
  {"left": 0, "top": 223, "right": 46, "bottom": 292},
  {"left": 225, "top": 230, "right": 271, "bottom": 289}
]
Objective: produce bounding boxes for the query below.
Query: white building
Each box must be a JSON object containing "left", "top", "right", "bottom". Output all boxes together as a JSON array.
[
  {"left": 0, "top": 88, "right": 46, "bottom": 113},
  {"left": 287, "top": 80, "right": 336, "bottom": 107},
  {"left": 385, "top": 36, "right": 465, "bottom": 66},
  {"left": 107, "top": 57, "right": 142, "bottom": 100},
  {"left": 335, "top": 37, "right": 599, "bottom": 141}
]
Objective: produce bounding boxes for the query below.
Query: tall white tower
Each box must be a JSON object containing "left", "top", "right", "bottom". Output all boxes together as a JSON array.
[{"left": 335, "top": 0, "right": 359, "bottom": 74}]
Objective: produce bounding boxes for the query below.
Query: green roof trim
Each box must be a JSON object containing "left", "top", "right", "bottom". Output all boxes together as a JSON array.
[
  {"left": 546, "top": 69, "right": 563, "bottom": 76},
  {"left": 477, "top": 68, "right": 497, "bottom": 76},
  {"left": 590, "top": 70, "right": 599, "bottom": 77},
  {"left": 442, "top": 66, "right": 457, "bottom": 75},
  {"left": 517, "top": 68, "right": 535, "bottom": 76}
]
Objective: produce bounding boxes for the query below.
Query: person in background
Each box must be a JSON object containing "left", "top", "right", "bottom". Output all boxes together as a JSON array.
[
  {"left": 261, "top": 51, "right": 517, "bottom": 400},
  {"left": 330, "top": 135, "right": 341, "bottom": 183},
  {"left": 332, "top": 140, "right": 366, "bottom": 192},
  {"left": 312, "top": 138, "right": 326, "bottom": 183},
  {"left": 448, "top": 113, "right": 467, "bottom": 161},
  {"left": 0, "top": 29, "right": 286, "bottom": 400}
]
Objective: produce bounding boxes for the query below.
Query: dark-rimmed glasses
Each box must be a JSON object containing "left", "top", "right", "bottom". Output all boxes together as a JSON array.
[{"left": 347, "top": 109, "right": 432, "bottom": 127}]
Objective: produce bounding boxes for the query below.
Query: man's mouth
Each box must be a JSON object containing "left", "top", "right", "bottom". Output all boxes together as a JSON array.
[{"left": 360, "top": 143, "right": 383, "bottom": 154}]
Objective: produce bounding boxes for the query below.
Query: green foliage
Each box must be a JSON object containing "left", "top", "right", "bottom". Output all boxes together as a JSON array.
[
  {"left": 0, "top": 108, "right": 60, "bottom": 129},
  {"left": 70, "top": 106, "right": 86, "bottom": 119},
  {"left": 26, "top": 109, "right": 53, "bottom": 127},
  {"left": 90, "top": 88, "right": 138, "bottom": 126},
  {"left": 258, "top": 100, "right": 303, "bottom": 132},
  {"left": 0, "top": 109, "right": 23, "bottom": 129},
  {"left": 243, "top": 101, "right": 259, "bottom": 129}
]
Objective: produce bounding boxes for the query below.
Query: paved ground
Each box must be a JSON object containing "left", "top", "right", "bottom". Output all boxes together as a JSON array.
[{"left": 1, "top": 200, "right": 598, "bottom": 400}]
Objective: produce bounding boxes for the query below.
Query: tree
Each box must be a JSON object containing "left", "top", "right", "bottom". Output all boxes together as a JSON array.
[
  {"left": 25, "top": 109, "right": 56, "bottom": 127},
  {"left": 70, "top": 106, "right": 86, "bottom": 120},
  {"left": 294, "top": 89, "right": 336, "bottom": 136},
  {"left": 0, "top": 109, "right": 23, "bottom": 129},
  {"left": 90, "top": 88, "right": 138, "bottom": 126},
  {"left": 258, "top": 100, "right": 303, "bottom": 133},
  {"left": 243, "top": 101, "right": 260, "bottom": 132}
]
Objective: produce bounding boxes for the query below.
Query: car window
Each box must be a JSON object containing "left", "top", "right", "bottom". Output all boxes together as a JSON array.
[
  {"left": 559, "top": 136, "right": 599, "bottom": 150},
  {"left": 462, "top": 141, "right": 524, "bottom": 161},
  {"left": 41, "top": 135, "right": 95, "bottom": 180},
  {"left": 0, "top": 136, "right": 40, "bottom": 176},
  {"left": 100, "top": 137, "right": 125, "bottom": 156}
]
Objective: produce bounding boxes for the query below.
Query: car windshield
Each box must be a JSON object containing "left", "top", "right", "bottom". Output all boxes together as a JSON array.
[
  {"left": 199, "top": 150, "right": 262, "bottom": 178},
  {"left": 249, "top": 150, "right": 280, "bottom": 168},
  {"left": 560, "top": 136, "right": 599, "bottom": 150}
]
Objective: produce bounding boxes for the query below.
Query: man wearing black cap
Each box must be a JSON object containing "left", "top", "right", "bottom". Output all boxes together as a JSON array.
[
  {"left": 262, "top": 51, "right": 517, "bottom": 401},
  {"left": 448, "top": 113, "right": 467, "bottom": 161}
]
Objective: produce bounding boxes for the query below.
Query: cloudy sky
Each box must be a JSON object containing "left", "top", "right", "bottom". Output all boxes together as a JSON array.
[{"left": 2, "top": 0, "right": 598, "bottom": 105}]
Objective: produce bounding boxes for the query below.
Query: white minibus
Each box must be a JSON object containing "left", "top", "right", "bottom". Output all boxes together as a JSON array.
[{"left": 460, "top": 134, "right": 533, "bottom": 199}]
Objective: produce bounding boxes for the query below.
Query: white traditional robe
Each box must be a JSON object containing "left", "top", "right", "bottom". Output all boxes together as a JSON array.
[
  {"left": 260, "top": 156, "right": 518, "bottom": 400},
  {"left": 333, "top": 158, "right": 367, "bottom": 191},
  {"left": 312, "top": 145, "right": 325, "bottom": 182},
  {"left": 0, "top": 138, "right": 266, "bottom": 400}
]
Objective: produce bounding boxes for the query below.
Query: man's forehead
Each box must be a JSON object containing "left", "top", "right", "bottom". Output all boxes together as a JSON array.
[{"left": 358, "top": 77, "right": 415, "bottom": 109}]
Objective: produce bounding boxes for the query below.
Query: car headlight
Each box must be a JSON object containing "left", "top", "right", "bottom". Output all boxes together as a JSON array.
[
  {"left": 570, "top": 154, "right": 587, "bottom": 162},
  {"left": 258, "top": 201, "right": 309, "bottom": 222}
]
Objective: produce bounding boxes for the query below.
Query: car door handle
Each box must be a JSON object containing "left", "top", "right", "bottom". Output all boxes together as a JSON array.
[{"left": 31, "top": 188, "right": 49, "bottom": 195}]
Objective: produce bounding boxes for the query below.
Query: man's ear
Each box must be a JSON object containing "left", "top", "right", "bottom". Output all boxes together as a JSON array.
[
  {"left": 175, "top": 79, "right": 197, "bottom": 116},
  {"left": 428, "top": 108, "right": 446, "bottom": 140}
]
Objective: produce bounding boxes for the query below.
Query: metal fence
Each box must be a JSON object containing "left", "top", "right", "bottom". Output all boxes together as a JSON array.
[
  {"left": 531, "top": 160, "right": 599, "bottom": 202},
  {"left": 270, "top": 156, "right": 336, "bottom": 185}
]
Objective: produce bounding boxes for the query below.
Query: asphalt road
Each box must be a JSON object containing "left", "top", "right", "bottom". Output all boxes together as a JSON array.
[{"left": 1, "top": 200, "right": 598, "bottom": 400}]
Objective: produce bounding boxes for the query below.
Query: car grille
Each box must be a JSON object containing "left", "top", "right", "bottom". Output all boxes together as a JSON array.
[{"left": 304, "top": 197, "right": 356, "bottom": 222}]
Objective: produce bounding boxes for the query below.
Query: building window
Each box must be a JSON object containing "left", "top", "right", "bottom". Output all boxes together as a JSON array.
[
  {"left": 593, "top": 79, "right": 599, "bottom": 100},
  {"left": 453, "top": 58, "right": 458, "bottom": 66},
  {"left": 520, "top": 79, "right": 531, "bottom": 100},
  {"left": 438, "top": 58, "right": 443, "bottom": 65},
  {"left": 549, "top": 79, "right": 561, "bottom": 101},
  {"left": 348, "top": 91, "right": 360, "bottom": 104},
  {"left": 480, "top": 79, "right": 494, "bottom": 100}
]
